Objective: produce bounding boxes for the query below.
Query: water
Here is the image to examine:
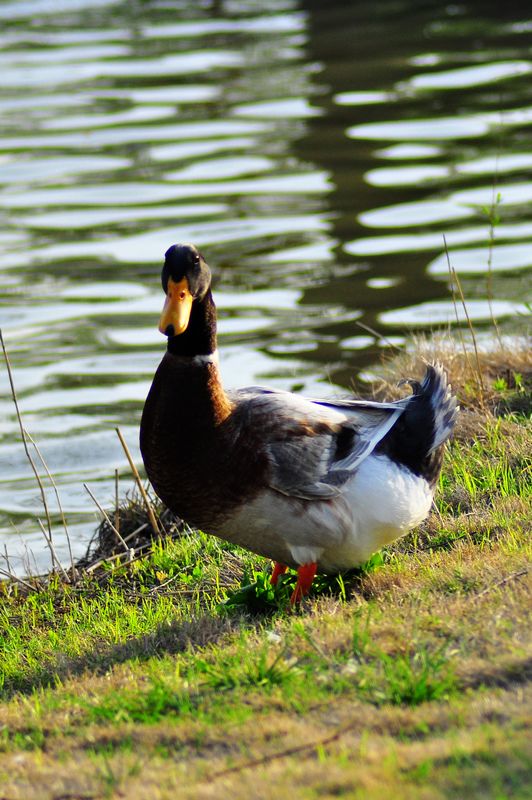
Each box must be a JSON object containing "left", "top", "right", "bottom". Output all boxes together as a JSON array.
[{"left": 0, "top": 0, "right": 530, "bottom": 572}]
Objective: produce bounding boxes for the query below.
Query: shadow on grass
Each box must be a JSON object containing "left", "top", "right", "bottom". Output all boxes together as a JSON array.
[
  {"left": 459, "top": 655, "right": 532, "bottom": 691},
  {"left": 2, "top": 560, "right": 379, "bottom": 701},
  {"left": 0, "top": 608, "right": 250, "bottom": 701},
  {"left": 424, "top": 735, "right": 532, "bottom": 800}
]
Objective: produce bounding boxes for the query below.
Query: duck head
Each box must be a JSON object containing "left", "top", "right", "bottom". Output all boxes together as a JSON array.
[
  {"left": 159, "top": 243, "right": 211, "bottom": 336},
  {"left": 159, "top": 243, "right": 217, "bottom": 356}
]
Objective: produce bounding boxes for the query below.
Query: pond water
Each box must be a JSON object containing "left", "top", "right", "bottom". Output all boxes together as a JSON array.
[{"left": 0, "top": 0, "right": 530, "bottom": 572}]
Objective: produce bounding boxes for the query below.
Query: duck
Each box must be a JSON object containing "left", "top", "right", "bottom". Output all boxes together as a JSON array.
[{"left": 140, "top": 243, "right": 458, "bottom": 604}]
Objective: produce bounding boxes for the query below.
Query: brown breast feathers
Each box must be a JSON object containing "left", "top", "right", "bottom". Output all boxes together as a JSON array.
[{"left": 140, "top": 353, "right": 269, "bottom": 531}]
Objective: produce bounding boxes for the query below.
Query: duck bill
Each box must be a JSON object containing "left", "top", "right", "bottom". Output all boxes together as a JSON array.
[{"left": 158, "top": 277, "right": 193, "bottom": 336}]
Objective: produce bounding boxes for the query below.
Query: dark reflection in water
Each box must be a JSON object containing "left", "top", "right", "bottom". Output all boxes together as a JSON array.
[
  {"left": 290, "top": 0, "right": 531, "bottom": 386},
  {"left": 0, "top": 0, "right": 530, "bottom": 570}
]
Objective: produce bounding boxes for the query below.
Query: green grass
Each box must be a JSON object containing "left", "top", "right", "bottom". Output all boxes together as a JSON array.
[
  {"left": 0, "top": 383, "right": 530, "bottom": 798},
  {"left": 437, "top": 418, "right": 530, "bottom": 512},
  {"left": 376, "top": 646, "right": 456, "bottom": 706}
]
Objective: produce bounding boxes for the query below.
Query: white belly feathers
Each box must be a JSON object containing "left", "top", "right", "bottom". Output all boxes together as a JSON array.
[{"left": 216, "top": 453, "right": 433, "bottom": 573}]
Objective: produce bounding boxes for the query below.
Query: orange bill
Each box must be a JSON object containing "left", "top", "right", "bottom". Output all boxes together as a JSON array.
[{"left": 158, "top": 277, "right": 193, "bottom": 336}]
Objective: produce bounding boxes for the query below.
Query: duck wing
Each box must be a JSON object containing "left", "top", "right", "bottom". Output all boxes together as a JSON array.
[{"left": 229, "top": 386, "right": 405, "bottom": 501}]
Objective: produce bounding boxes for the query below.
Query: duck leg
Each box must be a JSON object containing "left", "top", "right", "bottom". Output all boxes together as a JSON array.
[
  {"left": 290, "top": 562, "right": 318, "bottom": 605},
  {"left": 271, "top": 562, "right": 288, "bottom": 586}
]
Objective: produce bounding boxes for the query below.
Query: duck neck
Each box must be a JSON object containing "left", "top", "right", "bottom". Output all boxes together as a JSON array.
[
  {"left": 163, "top": 289, "right": 231, "bottom": 425},
  {"left": 167, "top": 289, "right": 217, "bottom": 358},
  {"left": 163, "top": 353, "right": 231, "bottom": 429}
]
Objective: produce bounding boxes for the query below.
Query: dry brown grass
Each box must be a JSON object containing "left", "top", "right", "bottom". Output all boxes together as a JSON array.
[{"left": 369, "top": 331, "right": 531, "bottom": 416}]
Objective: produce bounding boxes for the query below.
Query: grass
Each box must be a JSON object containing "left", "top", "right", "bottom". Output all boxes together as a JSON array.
[{"left": 0, "top": 344, "right": 530, "bottom": 798}]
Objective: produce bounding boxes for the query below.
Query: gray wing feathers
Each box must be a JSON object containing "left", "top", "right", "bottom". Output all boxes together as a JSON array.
[
  {"left": 267, "top": 434, "right": 339, "bottom": 500},
  {"left": 331, "top": 406, "right": 403, "bottom": 471},
  {"left": 231, "top": 387, "right": 405, "bottom": 502}
]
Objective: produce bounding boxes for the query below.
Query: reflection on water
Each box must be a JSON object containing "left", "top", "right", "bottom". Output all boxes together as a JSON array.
[{"left": 0, "top": 0, "right": 530, "bottom": 570}]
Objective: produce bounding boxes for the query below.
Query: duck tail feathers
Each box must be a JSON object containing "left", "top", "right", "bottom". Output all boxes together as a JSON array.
[
  {"left": 377, "top": 362, "right": 458, "bottom": 485},
  {"left": 407, "top": 362, "right": 459, "bottom": 453}
]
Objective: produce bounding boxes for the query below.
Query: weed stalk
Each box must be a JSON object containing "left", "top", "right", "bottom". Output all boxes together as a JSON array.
[
  {"left": 115, "top": 427, "right": 160, "bottom": 536},
  {"left": 37, "top": 519, "right": 69, "bottom": 580},
  {"left": 0, "top": 329, "right": 56, "bottom": 563},
  {"left": 114, "top": 469, "right": 120, "bottom": 542},
  {"left": 25, "top": 430, "right": 76, "bottom": 580},
  {"left": 484, "top": 149, "right": 503, "bottom": 347},
  {"left": 83, "top": 483, "right": 130, "bottom": 553},
  {"left": 443, "top": 237, "right": 486, "bottom": 407}
]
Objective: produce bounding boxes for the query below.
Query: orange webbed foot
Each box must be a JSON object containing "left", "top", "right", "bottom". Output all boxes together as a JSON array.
[
  {"left": 290, "top": 562, "right": 317, "bottom": 606},
  {"left": 271, "top": 562, "right": 288, "bottom": 586}
]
